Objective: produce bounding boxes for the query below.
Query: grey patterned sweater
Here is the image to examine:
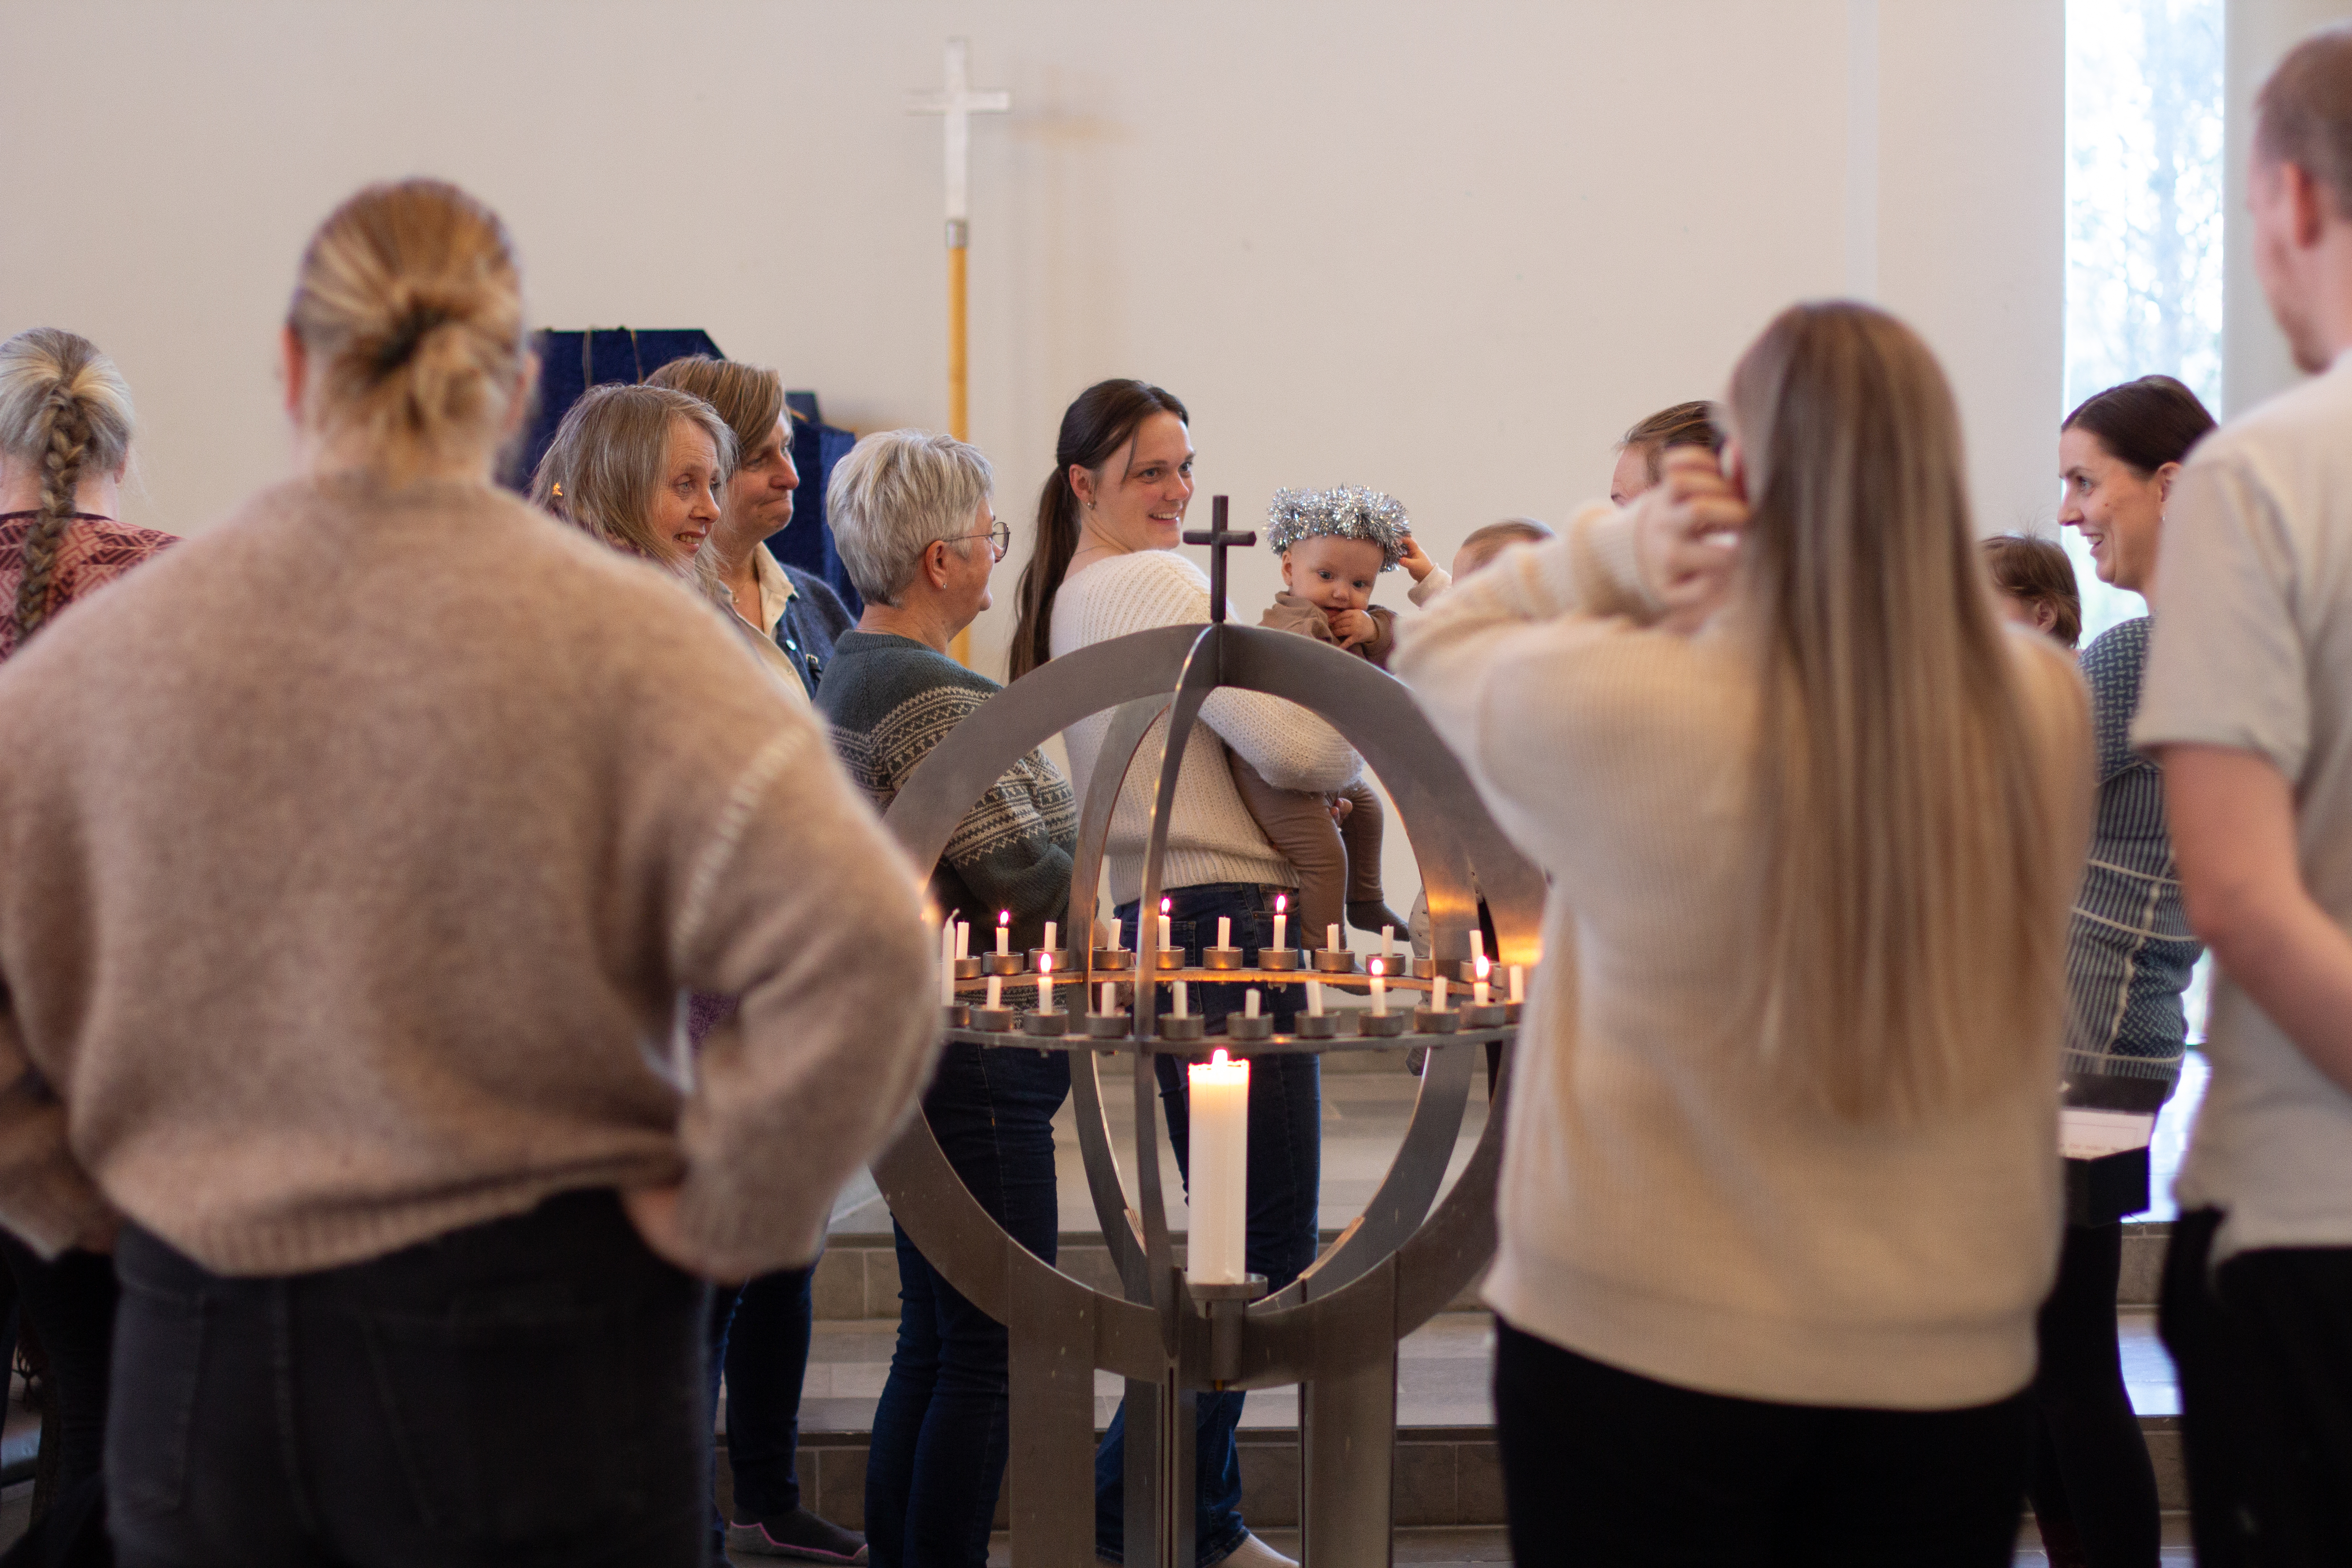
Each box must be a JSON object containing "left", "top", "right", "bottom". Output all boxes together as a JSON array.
[{"left": 816, "top": 632, "right": 1077, "bottom": 951}]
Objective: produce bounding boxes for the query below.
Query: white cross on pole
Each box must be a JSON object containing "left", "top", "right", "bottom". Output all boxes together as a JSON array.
[{"left": 910, "top": 38, "right": 1007, "bottom": 669}]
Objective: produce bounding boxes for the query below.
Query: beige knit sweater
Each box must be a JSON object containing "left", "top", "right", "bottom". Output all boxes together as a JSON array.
[
  {"left": 1052, "top": 549, "right": 1360, "bottom": 907},
  {"left": 1395, "top": 506, "right": 2091, "bottom": 1410},
  {"left": 0, "top": 475, "right": 938, "bottom": 1280}
]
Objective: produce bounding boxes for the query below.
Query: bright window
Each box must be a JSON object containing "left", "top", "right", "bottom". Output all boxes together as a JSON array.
[{"left": 2063, "top": 0, "right": 2225, "bottom": 642}]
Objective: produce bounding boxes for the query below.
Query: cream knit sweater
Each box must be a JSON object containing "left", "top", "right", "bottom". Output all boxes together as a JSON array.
[
  {"left": 1052, "top": 549, "right": 1359, "bottom": 908},
  {"left": 1395, "top": 506, "right": 2091, "bottom": 1410},
  {"left": 0, "top": 475, "right": 939, "bottom": 1280}
]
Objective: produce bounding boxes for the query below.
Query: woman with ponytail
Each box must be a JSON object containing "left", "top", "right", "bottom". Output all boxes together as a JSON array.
[
  {"left": 0, "top": 327, "right": 172, "bottom": 1528},
  {"left": 1399, "top": 302, "right": 2093, "bottom": 1563},
  {"left": 1016, "top": 380, "right": 1357, "bottom": 1568},
  {"left": 0, "top": 181, "right": 938, "bottom": 1567}
]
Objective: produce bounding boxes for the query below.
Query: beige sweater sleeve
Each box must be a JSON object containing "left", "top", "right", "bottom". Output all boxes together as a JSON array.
[
  {"left": 663, "top": 716, "right": 940, "bottom": 1280},
  {"left": 0, "top": 1006, "right": 111, "bottom": 1257}
]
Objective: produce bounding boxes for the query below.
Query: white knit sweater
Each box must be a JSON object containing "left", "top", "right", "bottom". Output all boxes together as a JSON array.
[
  {"left": 1052, "top": 549, "right": 1360, "bottom": 907},
  {"left": 1395, "top": 505, "right": 2092, "bottom": 1411}
]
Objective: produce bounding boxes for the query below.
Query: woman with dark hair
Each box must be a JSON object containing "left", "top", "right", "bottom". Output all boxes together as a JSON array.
[
  {"left": 2029, "top": 373, "right": 2217, "bottom": 1568},
  {"left": 1400, "top": 302, "right": 2091, "bottom": 1562},
  {"left": 1012, "top": 379, "right": 1359, "bottom": 1568}
]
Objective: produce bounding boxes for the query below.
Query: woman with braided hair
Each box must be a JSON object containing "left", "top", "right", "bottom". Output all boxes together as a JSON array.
[{"left": 0, "top": 327, "right": 173, "bottom": 1529}]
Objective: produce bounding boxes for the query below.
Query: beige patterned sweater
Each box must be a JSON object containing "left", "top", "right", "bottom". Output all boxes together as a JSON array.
[{"left": 0, "top": 475, "right": 938, "bottom": 1280}]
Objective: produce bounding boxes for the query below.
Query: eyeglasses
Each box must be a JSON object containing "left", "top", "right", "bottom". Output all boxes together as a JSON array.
[{"left": 939, "top": 516, "right": 1012, "bottom": 561}]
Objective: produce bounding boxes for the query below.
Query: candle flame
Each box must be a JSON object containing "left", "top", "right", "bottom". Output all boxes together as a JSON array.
[
  {"left": 1212, "top": 1048, "right": 1230, "bottom": 1067},
  {"left": 1276, "top": 893, "right": 1287, "bottom": 913},
  {"left": 1161, "top": 897, "right": 1171, "bottom": 914},
  {"left": 998, "top": 910, "right": 1010, "bottom": 927},
  {"left": 1475, "top": 955, "right": 1491, "bottom": 980},
  {"left": 1369, "top": 956, "right": 1385, "bottom": 976},
  {"left": 1039, "top": 952, "right": 1054, "bottom": 974}
]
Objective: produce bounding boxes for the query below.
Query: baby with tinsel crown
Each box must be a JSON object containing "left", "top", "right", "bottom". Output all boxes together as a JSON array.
[{"left": 1230, "top": 485, "right": 1447, "bottom": 951}]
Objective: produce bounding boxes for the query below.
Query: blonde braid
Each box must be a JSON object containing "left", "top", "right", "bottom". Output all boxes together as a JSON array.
[{"left": 15, "top": 386, "right": 92, "bottom": 642}]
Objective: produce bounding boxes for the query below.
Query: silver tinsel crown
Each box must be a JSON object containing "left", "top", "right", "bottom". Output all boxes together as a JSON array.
[{"left": 1263, "top": 485, "right": 1413, "bottom": 570}]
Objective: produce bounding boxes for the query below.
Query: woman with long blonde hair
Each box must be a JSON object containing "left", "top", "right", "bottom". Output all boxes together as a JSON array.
[{"left": 1397, "top": 301, "right": 2092, "bottom": 1563}]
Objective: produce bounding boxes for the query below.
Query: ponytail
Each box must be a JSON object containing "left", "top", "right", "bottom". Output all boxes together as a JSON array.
[
  {"left": 0, "top": 328, "right": 136, "bottom": 645},
  {"left": 1009, "top": 378, "right": 1189, "bottom": 681}
]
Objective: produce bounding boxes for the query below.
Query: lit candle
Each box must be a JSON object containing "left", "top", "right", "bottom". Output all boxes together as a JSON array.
[
  {"left": 1509, "top": 964, "right": 1524, "bottom": 1004},
  {"left": 956, "top": 921, "right": 970, "bottom": 960},
  {"left": 1434, "top": 975, "right": 1449, "bottom": 1012},
  {"left": 1307, "top": 978, "right": 1324, "bottom": 1016},
  {"left": 1185, "top": 1049, "right": 1251, "bottom": 1285},
  {"left": 1245, "top": 988, "right": 1261, "bottom": 1019},
  {"left": 1327, "top": 922, "right": 1341, "bottom": 953},
  {"left": 1273, "top": 893, "right": 1288, "bottom": 953},
  {"left": 1159, "top": 897, "right": 1173, "bottom": 954},
  {"left": 986, "top": 975, "right": 1002, "bottom": 1010},
  {"left": 1218, "top": 915, "right": 1232, "bottom": 949},
  {"left": 1038, "top": 951, "right": 1054, "bottom": 1013},
  {"left": 1100, "top": 980, "right": 1116, "bottom": 1014},
  {"left": 1173, "top": 980, "right": 1189, "bottom": 1018},
  {"left": 1369, "top": 956, "right": 1387, "bottom": 1015},
  {"left": 1044, "top": 920, "right": 1058, "bottom": 954},
  {"left": 1474, "top": 955, "right": 1491, "bottom": 1008},
  {"left": 996, "top": 911, "right": 1011, "bottom": 956}
]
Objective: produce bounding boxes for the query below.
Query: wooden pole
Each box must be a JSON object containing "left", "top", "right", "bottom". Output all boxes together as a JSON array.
[{"left": 947, "top": 239, "right": 974, "bottom": 669}]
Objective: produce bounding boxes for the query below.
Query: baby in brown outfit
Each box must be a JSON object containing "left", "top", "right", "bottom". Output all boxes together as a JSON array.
[{"left": 1231, "top": 486, "right": 1440, "bottom": 948}]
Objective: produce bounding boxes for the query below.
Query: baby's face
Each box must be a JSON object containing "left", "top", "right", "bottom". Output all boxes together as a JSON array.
[{"left": 1281, "top": 534, "right": 1385, "bottom": 612}]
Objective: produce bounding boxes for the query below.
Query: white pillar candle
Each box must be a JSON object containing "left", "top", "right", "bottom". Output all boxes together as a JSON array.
[
  {"left": 1474, "top": 955, "right": 1491, "bottom": 1008},
  {"left": 996, "top": 912, "right": 1011, "bottom": 956},
  {"left": 1245, "top": 988, "right": 1261, "bottom": 1019},
  {"left": 1185, "top": 1049, "right": 1251, "bottom": 1285},
  {"left": 1509, "top": 965, "right": 1524, "bottom": 1004},
  {"left": 1273, "top": 894, "right": 1288, "bottom": 953},
  {"left": 956, "top": 921, "right": 970, "bottom": 960},
  {"left": 1216, "top": 916, "right": 1231, "bottom": 949},
  {"left": 1381, "top": 925, "right": 1395, "bottom": 966},
  {"left": 986, "top": 975, "right": 1002, "bottom": 1010},
  {"left": 939, "top": 923, "right": 955, "bottom": 1006},
  {"left": 1307, "top": 979, "right": 1324, "bottom": 1017},
  {"left": 1433, "top": 975, "right": 1449, "bottom": 1012},
  {"left": 1109, "top": 917, "right": 1122, "bottom": 951},
  {"left": 1369, "top": 957, "right": 1387, "bottom": 1015},
  {"left": 1159, "top": 897, "right": 1173, "bottom": 953},
  {"left": 1327, "top": 922, "right": 1342, "bottom": 953},
  {"left": 1470, "top": 930, "right": 1485, "bottom": 965},
  {"left": 1038, "top": 952, "right": 1054, "bottom": 1013},
  {"left": 1044, "top": 921, "right": 1058, "bottom": 954},
  {"left": 1173, "top": 980, "right": 1189, "bottom": 1018},
  {"left": 1100, "top": 981, "right": 1116, "bottom": 1015}
]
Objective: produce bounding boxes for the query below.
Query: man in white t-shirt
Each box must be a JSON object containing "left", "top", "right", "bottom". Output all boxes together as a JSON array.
[{"left": 2134, "top": 24, "right": 2352, "bottom": 1563}]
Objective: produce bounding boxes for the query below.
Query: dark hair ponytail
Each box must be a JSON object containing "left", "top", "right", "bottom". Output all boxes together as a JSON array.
[
  {"left": 1009, "top": 378, "right": 1190, "bottom": 680},
  {"left": 2062, "top": 375, "right": 2216, "bottom": 475}
]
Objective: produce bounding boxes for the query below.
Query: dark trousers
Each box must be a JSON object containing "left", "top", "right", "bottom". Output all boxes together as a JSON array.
[
  {"left": 867, "top": 1042, "right": 1068, "bottom": 1568},
  {"left": 2029, "top": 1221, "right": 2160, "bottom": 1567},
  {"left": 1096, "top": 884, "right": 1323, "bottom": 1566},
  {"left": 1493, "top": 1318, "right": 2032, "bottom": 1567},
  {"left": 2161, "top": 1208, "right": 2352, "bottom": 1568},
  {"left": 707, "top": 1265, "right": 815, "bottom": 1523},
  {"left": 107, "top": 1189, "right": 708, "bottom": 1568},
  {"left": 0, "top": 1234, "right": 118, "bottom": 1500}
]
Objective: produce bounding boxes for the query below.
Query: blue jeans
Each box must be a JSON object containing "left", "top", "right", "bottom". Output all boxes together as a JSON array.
[
  {"left": 707, "top": 1264, "right": 815, "bottom": 1532},
  {"left": 867, "top": 1042, "right": 1069, "bottom": 1568},
  {"left": 1096, "top": 882, "right": 1323, "bottom": 1566}
]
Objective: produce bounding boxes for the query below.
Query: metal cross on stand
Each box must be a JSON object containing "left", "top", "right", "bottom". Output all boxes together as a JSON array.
[{"left": 1183, "top": 495, "right": 1256, "bottom": 624}]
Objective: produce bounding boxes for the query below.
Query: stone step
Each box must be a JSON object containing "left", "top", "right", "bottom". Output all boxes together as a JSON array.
[{"left": 727, "top": 1308, "right": 2185, "bottom": 1532}]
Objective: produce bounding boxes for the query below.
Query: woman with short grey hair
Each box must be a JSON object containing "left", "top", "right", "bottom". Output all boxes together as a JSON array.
[{"left": 815, "top": 429, "right": 1069, "bottom": 1568}]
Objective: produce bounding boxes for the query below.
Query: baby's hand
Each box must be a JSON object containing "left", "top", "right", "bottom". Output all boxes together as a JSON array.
[
  {"left": 1329, "top": 795, "right": 1355, "bottom": 824},
  {"left": 1328, "top": 608, "right": 1377, "bottom": 648},
  {"left": 1397, "top": 535, "right": 1436, "bottom": 583}
]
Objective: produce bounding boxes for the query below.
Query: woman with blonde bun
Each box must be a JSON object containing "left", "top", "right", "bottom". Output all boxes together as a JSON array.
[{"left": 0, "top": 180, "right": 939, "bottom": 1568}]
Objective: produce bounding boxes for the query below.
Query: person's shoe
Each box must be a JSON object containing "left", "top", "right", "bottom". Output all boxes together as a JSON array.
[
  {"left": 725, "top": 1507, "right": 868, "bottom": 1564},
  {"left": 1216, "top": 1534, "right": 1298, "bottom": 1568},
  {"left": 1347, "top": 901, "right": 1409, "bottom": 938}
]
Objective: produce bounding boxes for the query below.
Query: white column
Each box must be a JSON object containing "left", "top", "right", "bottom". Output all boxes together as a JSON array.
[{"left": 2225, "top": 0, "right": 2352, "bottom": 415}]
